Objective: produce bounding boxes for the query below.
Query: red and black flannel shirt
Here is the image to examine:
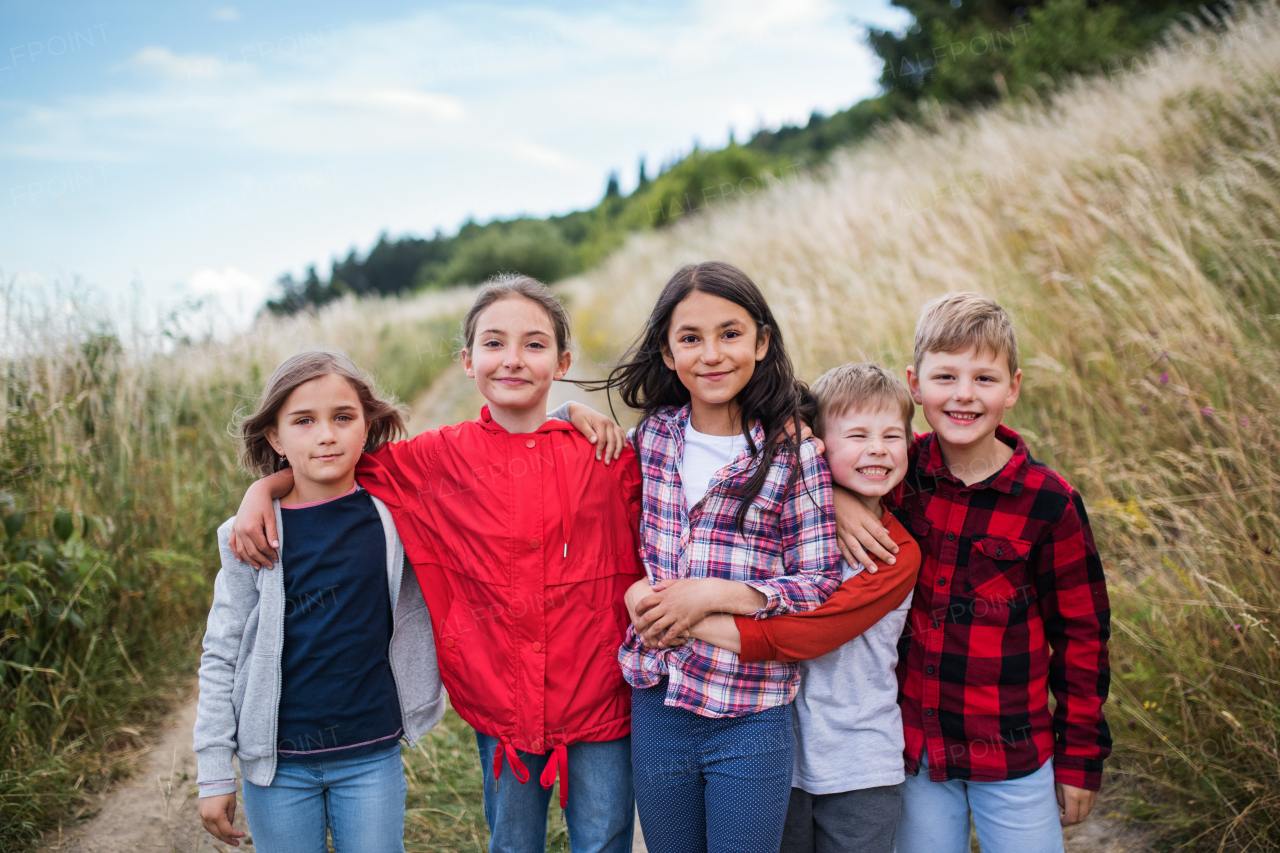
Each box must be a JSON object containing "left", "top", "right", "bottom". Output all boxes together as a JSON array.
[{"left": 892, "top": 424, "right": 1111, "bottom": 791}]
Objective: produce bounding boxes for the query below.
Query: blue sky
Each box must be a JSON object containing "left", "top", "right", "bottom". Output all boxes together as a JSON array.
[{"left": 1, "top": 0, "right": 906, "bottom": 326}]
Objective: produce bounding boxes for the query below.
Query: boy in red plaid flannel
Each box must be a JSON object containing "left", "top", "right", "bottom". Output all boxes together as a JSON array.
[{"left": 838, "top": 293, "right": 1111, "bottom": 853}]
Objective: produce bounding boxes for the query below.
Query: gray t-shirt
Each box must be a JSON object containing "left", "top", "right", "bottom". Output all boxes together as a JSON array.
[{"left": 791, "top": 559, "right": 912, "bottom": 794}]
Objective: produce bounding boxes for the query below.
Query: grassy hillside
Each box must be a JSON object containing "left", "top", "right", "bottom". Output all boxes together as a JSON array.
[
  {"left": 269, "top": 0, "right": 1214, "bottom": 317},
  {"left": 5, "top": 3, "right": 1278, "bottom": 850},
  {"left": 573, "top": 5, "right": 1280, "bottom": 848},
  {"left": 0, "top": 287, "right": 472, "bottom": 850}
]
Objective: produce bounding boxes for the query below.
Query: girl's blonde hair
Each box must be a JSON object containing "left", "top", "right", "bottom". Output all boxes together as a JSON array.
[{"left": 237, "top": 348, "right": 407, "bottom": 477}]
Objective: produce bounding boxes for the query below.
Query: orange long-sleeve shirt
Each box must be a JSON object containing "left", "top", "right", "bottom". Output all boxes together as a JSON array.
[{"left": 734, "top": 511, "right": 921, "bottom": 663}]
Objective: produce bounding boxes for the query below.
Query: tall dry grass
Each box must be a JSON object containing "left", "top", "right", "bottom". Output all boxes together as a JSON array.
[
  {"left": 573, "top": 5, "right": 1280, "bottom": 848},
  {"left": 0, "top": 285, "right": 470, "bottom": 850}
]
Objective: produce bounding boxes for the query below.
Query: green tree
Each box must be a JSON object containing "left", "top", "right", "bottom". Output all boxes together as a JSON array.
[
  {"left": 868, "top": 0, "right": 1212, "bottom": 104},
  {"left": 430, "top": 219, "right": 577, "bottom": 287}
]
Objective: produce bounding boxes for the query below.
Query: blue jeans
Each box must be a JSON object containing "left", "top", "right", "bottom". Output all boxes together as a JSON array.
[
  {"left": 475, "top": 731, "right": 635, "bottom": 853},
  {"left": 895, "top": 755, "right": 1064, "bottom": 853},
  {"left": 242, "top": 744, "right": 406, "bottom": 853},
  {"left": 631, "top": 683, "right": 795, "bottom": 853}
]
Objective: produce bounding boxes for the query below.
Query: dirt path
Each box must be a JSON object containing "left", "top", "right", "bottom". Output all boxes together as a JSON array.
[
  {"left": 41, "top": 683, "right": 235, "bottom": 853},
  {"left": 40, "top": 364, "right": 1147, "bottom": 853}
]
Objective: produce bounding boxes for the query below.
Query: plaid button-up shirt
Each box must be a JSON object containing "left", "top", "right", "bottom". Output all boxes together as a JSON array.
[
  {"left": 619, "top": 405, "right": 843, "bottom": 718},
  {"left": 893, "top": 425, "right": 1112, "bottom": 790}
]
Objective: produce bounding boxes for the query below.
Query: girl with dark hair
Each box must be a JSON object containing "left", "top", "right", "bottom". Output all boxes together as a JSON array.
[
  {"left": 225, "top": 276, "right": 644, "bottom": 853},
  {"left": 591, "top": 261, "right": 844, "bottom": 852}
]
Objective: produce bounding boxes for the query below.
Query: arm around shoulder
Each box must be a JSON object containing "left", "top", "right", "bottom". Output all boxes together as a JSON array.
[
  {"left": 735, "top": 529, "right": 919, "bottom": 663},
  {"left": 749, "top": 439, "right": 843, "bottom": 615}
]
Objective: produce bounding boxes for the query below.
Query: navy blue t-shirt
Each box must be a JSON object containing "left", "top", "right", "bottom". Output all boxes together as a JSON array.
[{"left": 277, "top": 486, "right": 403, "bottom": 762}]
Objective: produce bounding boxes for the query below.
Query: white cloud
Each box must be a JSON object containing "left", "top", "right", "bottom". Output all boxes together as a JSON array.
[
  {"left": 212, "top": 7, "right": 240, "bottom": 23},
  {"left": 332, "top": 88, "right": 466, "bottom": 121},
  {"left": 8, "top": 4, "right": 878, "bottom": 164},
  {"left": 110, "top": 45, "right": 195, "bottom": 77},
  {"left": 695, "top": 0, "right": 834, "bottom": 36},
  {"left": 188, "top": 266, "right": 265, "bottom": 300},
  {"left": 2, "top": 1, "right": 903, "bottom": 331},
  {"left": 505, "top": 139, "right": 585, "bottom": 172},
  {"left": 110, "top": 45, "right": 250, "bottom": 82},
  {"left": 186, "top": 266, "right": 268, "bottom": 329}
]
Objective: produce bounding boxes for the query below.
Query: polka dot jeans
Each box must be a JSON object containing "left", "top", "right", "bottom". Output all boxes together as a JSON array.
[{"left": 631, "top": 683, "right": 794, "bottom": 853}]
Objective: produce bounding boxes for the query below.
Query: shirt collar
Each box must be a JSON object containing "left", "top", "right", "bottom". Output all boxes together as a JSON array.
[
  {"left": 478, "top": 405, "right": 575, "bottom": 434},
  {"left": 916, "top": 423, "right": 1029, "bottom": 494},
  {"left": 659, "top": 404, "right": 767, "bottom": 449}
]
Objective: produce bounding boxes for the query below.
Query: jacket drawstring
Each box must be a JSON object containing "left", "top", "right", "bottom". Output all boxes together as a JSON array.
[
  {"left": 551, "top": 432, "right": 578, "bottom": 559},
  {"left": 493, "top": 738, "right": 530, "bottom": 788},
  {"left": 547, "top": 433, "right": 577, "bottom": 807},
  {"left": 539, "top": 742, "right": 569, "bottom": 809}
]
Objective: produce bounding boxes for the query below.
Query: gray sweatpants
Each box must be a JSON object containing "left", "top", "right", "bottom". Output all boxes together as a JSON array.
[{"left": 779, "top": 783, "right": 903, "bottom": 853}]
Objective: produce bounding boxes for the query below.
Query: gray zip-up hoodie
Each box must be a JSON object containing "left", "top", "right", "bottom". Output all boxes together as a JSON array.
[{"left": 193, "top": 496, "right": 446, "bottom": 797}]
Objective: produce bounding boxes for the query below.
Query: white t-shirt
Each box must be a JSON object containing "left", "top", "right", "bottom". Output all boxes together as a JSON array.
[{"left": 680, "top": 420, "right": 748, "bottom": 508}]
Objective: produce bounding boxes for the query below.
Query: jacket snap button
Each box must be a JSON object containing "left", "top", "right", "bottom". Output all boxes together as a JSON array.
[
  {"left": 525, "top": 438, "right": 536, "bottom": 448},
  {"left": 947, "top": 532, "right": 956, "bottom": 541},
  {"left": 531, "top": 740, "right": 541, "bottom": 751},
  {"left": 925, "top": 708, "right": 934, "bottom": 717},
  {"left": 937, "top": 577, "right": 947, "bottom": 587},
  {"left": 996, "top": 548, "right": 1003, "bottom": 557},
  {"left": 529, "top": 539, "right": 540, "bottom": 550},
  {"left": 444, "top": 638, "right": 455, "bottom": 648},
  {"left": 532, "top": 642, "right": 542, "bottom": 652}
]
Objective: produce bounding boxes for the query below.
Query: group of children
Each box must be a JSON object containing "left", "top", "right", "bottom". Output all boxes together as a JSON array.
[{"left": 194, "top": 262, "right": 1111, "bottom": 853}]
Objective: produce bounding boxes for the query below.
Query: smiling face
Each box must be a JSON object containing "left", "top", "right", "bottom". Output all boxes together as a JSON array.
[
  {"left": 462, "top": 296, "right": 570, "bottom": 428},
  {"left": 908, "top": 347, "right": 1021, "bottom": 455},
  {"left": 822, "top": 406, "right": 910, "bottom": 507},
  {"left": 661, "top": 289, "right": 769, "bottom": 434},
  {"left": 266, "top": 372, "right": 368, "bottom": 493}
]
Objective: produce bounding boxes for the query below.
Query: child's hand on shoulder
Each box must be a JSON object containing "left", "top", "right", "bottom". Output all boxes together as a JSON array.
[
  {"left": 567, "top": 402, "right": 627, "bottom": 463},
  {"left": 780, "top": 417, "right": 822, "bottom": 455},
  {"left": 832, "top": 485, "right": 898, "bottom": 569},
  {"left": 199, "top": 793, "right": 246, "bottom": 846}
]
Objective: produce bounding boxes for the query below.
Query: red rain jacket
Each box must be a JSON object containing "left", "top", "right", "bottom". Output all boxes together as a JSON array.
[{"left": 355, "top": 407, "right": 644, "bottom": 803}]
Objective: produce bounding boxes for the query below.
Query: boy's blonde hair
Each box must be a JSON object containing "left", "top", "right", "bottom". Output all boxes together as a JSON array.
[
  {"left": 913, "top": 292, "right": 1019, "bottom": 375},
  {"left": 811, "top": 362, "right": 914, "bottom": 440}
]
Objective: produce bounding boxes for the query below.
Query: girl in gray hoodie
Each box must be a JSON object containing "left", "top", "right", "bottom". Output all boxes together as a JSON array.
[{"left": 193, "top": 349, "right": 445, "bottom": 852}]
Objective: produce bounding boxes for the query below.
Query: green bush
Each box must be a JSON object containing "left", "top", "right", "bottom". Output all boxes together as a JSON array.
[
  {"left": 428, "top": 219, "right": 578, "bottom": 288},
  {"left": 627, "top": 144, "right": 784, "bottom": 229},
  {"left": 0, "top": 292, "right": 463, "bottom": 851}
]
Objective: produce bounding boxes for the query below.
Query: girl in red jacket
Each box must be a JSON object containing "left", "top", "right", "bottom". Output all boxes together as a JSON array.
[{"left": 230, "top": 275, "right": 643, "bottom": 853}]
